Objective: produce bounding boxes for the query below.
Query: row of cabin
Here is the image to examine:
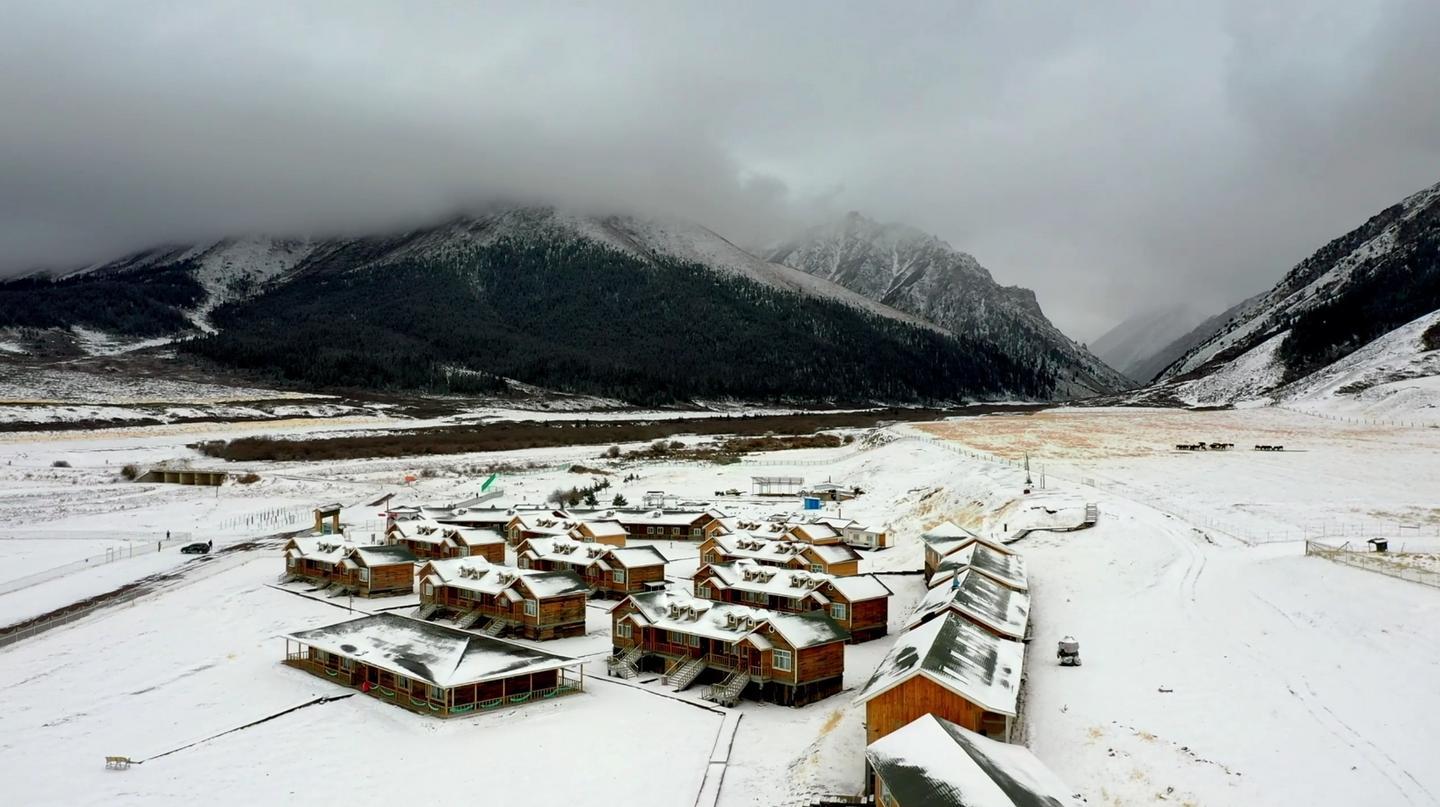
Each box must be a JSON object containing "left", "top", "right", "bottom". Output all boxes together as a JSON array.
[
  {"left": 515, "top": 537, "right": 667, "bottom": 598},
  {"left": 282, "top": 613, "right": 585, "bottom": 718},
  {"left": 856, "top": 522, "right": 1032, "bottom": 747},
  {"left": 609, "top": 589, "right": 849, "bottom": 707},
  {"left": 385, "top": 520, "right": 507, "bottom": 562},
  {"left": 282, "top": 536, "right": 416, "bottom": 597},
  {"left": 416, "top": 557, "right": 590, "bottom": 640},
  {"left": 693, "top": 559, "right": 892, "bottom": 642}
]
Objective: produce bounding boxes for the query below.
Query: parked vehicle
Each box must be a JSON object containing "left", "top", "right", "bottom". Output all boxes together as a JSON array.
[{"left": 181, "top": 540, "right": 213, "bottom": 555}]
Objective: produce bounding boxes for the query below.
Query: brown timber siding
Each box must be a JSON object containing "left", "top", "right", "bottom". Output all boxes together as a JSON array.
[{"left": 862, "top": 675, "right": 1007, "bottom": 745}]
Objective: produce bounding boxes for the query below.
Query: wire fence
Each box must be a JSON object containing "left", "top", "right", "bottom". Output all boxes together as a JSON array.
[
  {"left": 0, "top": 532, "right": 195, "bottom": 597},
  {"left": 1273, "top": 404, "right": 1438, "bottom": 430},
  {"left": 217, "top": 506, "right": 312, "bottom": 532},
  {"left": 1305, "top": 541, "right": 1440, "bottom": 589}
]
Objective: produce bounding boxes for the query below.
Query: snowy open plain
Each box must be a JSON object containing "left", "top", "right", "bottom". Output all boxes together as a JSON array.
[{"left": 0, "top": 405, "right": 1437, "bottom": 806}]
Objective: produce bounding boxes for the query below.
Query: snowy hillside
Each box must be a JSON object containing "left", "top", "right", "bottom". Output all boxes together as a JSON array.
[
  {"left": 1160, "top": 180, "right": 1440, "bottom": 383},
  {"left": 1277, "top": 309, "right": 1440, "bottom": 424},
  {"left": 769, "top": 213, "right": 1129, "bottom": 397}
]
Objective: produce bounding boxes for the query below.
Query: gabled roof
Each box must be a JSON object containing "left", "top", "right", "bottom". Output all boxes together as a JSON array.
[
  {"left": 285, "top": 613, "right": 572, "bottom": 688},
  {"left": 827, "top": 574, "right": 893, "bottom": 603},
  {"left": 765, "top": 609, "right": 851, "bottom": 649},
  {"left": 702, "top": 559, "right": 829, "bottom": 599},
  {"left": 424, "top": 558, "right": 588, "bottom": 599},
  {"left": 519, "top": 536, "right": 607, "bottom": 569},
  {"left": 573, "top": 519, "right": 628, "bottom": 538},
  {"left": 934, "top": 544, "right": 1028, "bottom": 591},
  {"left": 713, "top": 533, "right": 810, "bottom": 565},
  {"left": 867, "top": 714, "right": 1078, "bottom": 807},
  {"left": 785, "top": 523, "right": 841, "bottom": 543},
  {"left": 351, "top": 545, "right": 417, "bottom": 566},
  {"left": 922, "top": 522, "right": 1014, "bottom": 558},
  {"left": 606, "top": 545, "right": 668, "bottom": 569},
  {"left": 615, "top": 509, "right": 722, "bottom": 527},
  {"left": 805, "top": 542, "right": 862, "bottom": 564},
  {"left": 286, "top": 536, "right": 357, "bottom": 563},
  {"left": 448, "top": 526, "right": 506, "bottom": 547},
  {"left": 855, "top": 613, "right": 1024, "bottom": 716},
  {"left": 908, "top": 570, "right": 1029, "bottom": 639}
]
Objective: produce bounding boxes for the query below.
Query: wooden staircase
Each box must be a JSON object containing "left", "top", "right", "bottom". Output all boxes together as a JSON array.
[
  {"left": 607, "top": 645, "right": 643, "bottom": 680},
  {"left": 414, "top": 603, "right": 440, "bottom": 621},
  {"left": 479, "top": 618, "right": 506, "bottom": 637},
  {"left": 664, "top": 656, "right": 707, "bottom": 691},
  {"left": 704, "top": 670, "right": 750, "bottom": 707},
  {"left": 455, "top": 610, "right": 485, "bottom": 629}
]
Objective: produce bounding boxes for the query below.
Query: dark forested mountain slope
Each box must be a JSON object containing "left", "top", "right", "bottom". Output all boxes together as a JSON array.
[
  {"left": 769, "top": 213, "right": 1129, "bottom": 396},
  {"left": 0, "top": 208, "right": 1056, "bottom": 405}
]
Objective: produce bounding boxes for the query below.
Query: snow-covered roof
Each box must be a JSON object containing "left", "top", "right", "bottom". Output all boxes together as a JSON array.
[
  {"left": 286, "top": 536, "right": 355, "bottom": 562},
  {"left": 351, "top": 546, "right": 417, "bottom": 567},
  {"left": 520, "top": 537, "right": 609, "bottom": 569},
  {"left": 934, "top": 544, "right": 1028, "bottom": 591},
  {"left": 572, "top": 519, "right": 628, "bottom": 538},
  {"left": 856, "top": 613, "right": 1024, "bottom": 716},
  {"left": 624, "top": 589, "right": 847, "bottom": 648},
  {"left": 923, "top": 523, "right": 1013, "bottom": 557},
  {"left": 908, "top": 570, "right": 1030, "bottom": 639},
  {"left": 806, "top": 542, "right": 861, "bottom": 564},
  {"left": 866, "top": 714, "right": 1078, "bottom": 807},
  {"left": 785, "top": 523, "right": 841, "bottom": 543},
  {"left": 449, "top": 526, "right": 505, "bottom": 547},
  {"left": 606, "top": 546, "right": 668, "bottom": 569},
  {"left": 704, "top": 559, "right": 829, "bottom": 600},
  {"left": 425, "top": 558, "right": 588, "bottom": 599},
  {"left": 713, "top": 533, "right": 810, "bottom": 564},
  {"left": 437, "top": 508, "right": 517, "bottom": 527},
  {"left": 285, "top": 613, "right": 573, "bottom": 689},
  {"left": 827, "top": 574, "right": 893, "bottom": 603},
  {"left": 616, "top": 510, "right": 721, "bottom": 527}
]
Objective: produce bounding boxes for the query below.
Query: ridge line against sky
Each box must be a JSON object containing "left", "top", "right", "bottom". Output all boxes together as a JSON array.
[{"left": 2, "top": 1, "right": 1438, "bottom": 339}]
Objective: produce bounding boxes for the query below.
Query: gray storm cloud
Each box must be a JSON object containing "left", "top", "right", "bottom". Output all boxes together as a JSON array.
[{"left": 2, "top": 0, "right": 1438, "bottom": 339}]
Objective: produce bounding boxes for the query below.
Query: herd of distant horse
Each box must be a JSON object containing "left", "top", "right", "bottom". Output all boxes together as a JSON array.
[{"left": 1175, "top": 441, "right": 1285, "bottom": 451}]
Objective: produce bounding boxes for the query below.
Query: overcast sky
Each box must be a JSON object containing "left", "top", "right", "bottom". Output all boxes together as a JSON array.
[{"left": 3, "top": 1, "right": 1439, "bottom": 339}]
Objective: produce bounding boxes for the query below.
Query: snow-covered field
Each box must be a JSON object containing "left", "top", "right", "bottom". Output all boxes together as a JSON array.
[{"left": 1, "top": 405, "right": 1438, "bottom": 806}]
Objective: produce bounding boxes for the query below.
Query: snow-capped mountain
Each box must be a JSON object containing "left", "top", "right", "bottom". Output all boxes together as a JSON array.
[
  {"left": 768, "top": 213, "right": 1129, "bottom": 396},
  {"left": 1090, "top": 304, "right": 1212, "bottom": 383},
  {"left": 2, "top": 207, "right": 1066, "bottom": 404},
  {"left": 1138, "top": 179, "right": 1440, "bottom": 409}
]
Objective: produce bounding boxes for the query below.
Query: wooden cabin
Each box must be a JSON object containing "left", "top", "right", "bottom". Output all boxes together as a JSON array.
[
  {"left": 810, "top": 516, "right": 892, "bottom": 550},
  {"left": 436, "top": 507, "right": 523, "bottom": 532},
  {"left": 867, "top": 714, "right": 1079, "bottom": 807},
  {"left": 693, "top": 560, "right": 891, "bottom": 642},
  {"left": 282, "top": 537, "right": 416, "bottom": 597},
  {"left": 567, "top": 518, "right": 629, "bottom": 547},
  {"left": 780, "top": 522, "right": 844, "bottom": 546},
  {"left": 613, "top": 509, "right": 729, "bottom": 542},
  {"left": 609, "top": 590, "right": 848, "bottom": 707},
  {"left": 386, "top": 520, "right": 505, "bottom": 562},
  {"left": 921, "top": 521, "right": 1013, "bottom": 579},
  {"left": 282, "top": 613, "right": 584, "bottom": 717},
  {"left": 906, "top": 568, "right": 1030, "bottom": 640},
  {"left": 504, "top": 512, "right": 574, "bottom": 546},
  {"left": 516, "top": 537, "right": 667, "bottom": 598},
  {"left": 855, "top": 612, "right": 1024, "bottom": 745},
  {"left": 699, "top": 533, "right": 861, "bottom": 577},
  {"left": 417, "top": 558, "right": 588, "bottom": 640}
]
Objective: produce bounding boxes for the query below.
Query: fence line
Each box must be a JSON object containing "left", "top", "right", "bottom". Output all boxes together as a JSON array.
[
  {"left": 1273, "top": 404, "right": 1438, "bottom": 430},
  {"left": 0, "top": 533, "right": 195, "bottom": 597},
  {"left": 1305, "top": 541, "right": 1440, "bottom": 589},
  {"left": 216, "top": 506, "right": 312, "bottom": 532}
]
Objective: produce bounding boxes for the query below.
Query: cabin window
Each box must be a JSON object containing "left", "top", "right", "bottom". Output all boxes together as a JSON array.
[
  {"left": 287, "top": 556, "right": 296, "bottom": 568},
  {"left": 743, "top": 591, "right": 765, "bottom": 604},
  {"left": 690, "top": 527, "right": 701, "bottom": 538},
  {"left": 422, "top": 582, "right": 434, "bottom": 596},
  {"left": 456, "top": 546, "right": 469, "bottom": 557},
  {"left": 830, "top": 603, "right": 847, "bottom": 621},
  {"left": 395, "top": 674, "right": 410, "bottom": 689},
  {"left": 524, "top": 599, "right": 538, "bottom": 617},
  {"left": 430, "top": 685, "right": 444, "bottom": 701},
  {"left": 358, "top": 569, "right": 370, "bottom": 583},
  {"left": 341, "top": 657, "right": 356, "bottom": 671},
  {"left": 704, "top": 552, "right": 717, "bottom": 564},
  {"left": 772, "top": 649, "right": 793, "bottom": 671},
  {"left": 696, "top": 583, "right": 711, "bottom": 598},
  {"left": 667, "top": 630, "right": 688, "bottom": 645},
  {"left": 671, "top": 527, "right": 681, "bottom": 536},
  {"left": 809, "top": 563, "right": 822, "bottom": 574},
  {"left": 612, "top": 570, "right": 626, "bottom": 584},
  {"left": 616, "top": 622, "right": 632, "bottom": 639},
  {"left": 647, "top": 526, "right": 657, "bottom": 535},
  {"left": 518, "top": 557, "right": 530, "bottom": 569},
  {"left": 687, "top": 634, "right": 700, "bottom": 648}
]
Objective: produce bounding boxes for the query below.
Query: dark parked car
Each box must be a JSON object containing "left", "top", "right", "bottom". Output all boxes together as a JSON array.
[{"left": 181, "top": 540, "right": 213, "bottom": 555}]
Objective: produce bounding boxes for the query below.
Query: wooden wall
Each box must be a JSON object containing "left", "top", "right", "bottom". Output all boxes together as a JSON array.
[{"left": 863, "top": 675, "right": 1005, "bottom": 745}]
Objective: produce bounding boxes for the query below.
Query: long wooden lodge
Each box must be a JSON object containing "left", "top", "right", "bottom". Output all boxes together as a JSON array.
[
  {"left": 282, "top": 536, "right": 416, "bottom": 597},
  {"left": 283, "top": 613, "right": 583, "bottom": 717},
  {"left": 608, "top": 590, "right": 849, "bottom": 707},
  {"left": 693, "top": 559, "right": 892, "bottom": 642},
  {"left": 515, "top": 536, "right": 667, "bottom": 598},
  {"left": 386, "top": 519, "right": 506, "bottom": 563},
  {"left": 417, "top": 558, "right": 589, "bottom": 640},
  {"left": 700, "top": 532, "right": 861, "bottom": 577}
]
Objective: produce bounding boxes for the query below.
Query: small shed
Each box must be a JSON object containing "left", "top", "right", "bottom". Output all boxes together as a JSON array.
[{"left": 314, "top": 504, "right": 343, "bottom": 535}]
